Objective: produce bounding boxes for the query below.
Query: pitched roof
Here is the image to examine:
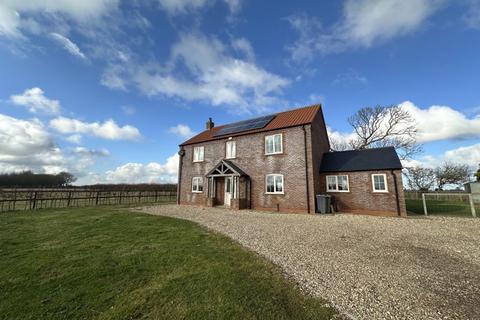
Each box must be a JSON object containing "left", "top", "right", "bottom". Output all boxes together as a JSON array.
[
  {"left": 206, "top": 160, "right": 249, "bottom": 177},
  {"left": 320, "top": 147, "right": 402, "bottom": 172},
  {"left": 180, "top": 104, "right": 321, "bottom": 146}
]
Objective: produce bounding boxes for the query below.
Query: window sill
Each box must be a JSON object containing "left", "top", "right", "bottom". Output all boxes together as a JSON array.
[
  {"left": 192, "top": 160, "right": 204, "bottom": 163},
  {"left": 192, "top": 191, "right": 203, "bottom": 193},
  {"left": 372, "top": 190, "right": 389, "bottom": 193},
  {"left": 265, "top": 192, "right": 285, "bottom": 195},
  {"left": 265, "top": 152, "right": 283, "bottom": 156},
  {"left": 326, "top": 190, "right": 350, "bottom": 193}
]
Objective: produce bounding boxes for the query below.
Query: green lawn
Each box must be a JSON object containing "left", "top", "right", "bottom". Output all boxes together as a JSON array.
[
  {"left": 406, "top": 199, "right": 479, "bottom": 217},
  {"left": 0, "top": 207, "right": 337, "bottom": 320}
]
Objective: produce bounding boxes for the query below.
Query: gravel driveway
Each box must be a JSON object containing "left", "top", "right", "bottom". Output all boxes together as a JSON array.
[{"left": 138, "top": 205, "right": 480, "bottom": 320}]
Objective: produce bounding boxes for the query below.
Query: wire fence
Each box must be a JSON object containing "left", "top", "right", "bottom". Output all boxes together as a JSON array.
[
  {"left": 0, "top": 189, "right": 177, "bottom": 213},
  {"left": 405, "top": 191, "right": 478, "bottom": 217}
]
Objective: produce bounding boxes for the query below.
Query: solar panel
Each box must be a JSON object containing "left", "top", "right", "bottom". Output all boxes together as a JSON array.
[{"left": 212, "top": 115, "right": 276, "bottom": 137}]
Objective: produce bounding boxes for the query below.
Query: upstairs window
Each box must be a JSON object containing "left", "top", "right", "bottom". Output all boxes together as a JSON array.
[
  {"left": 192, "top": 177, "right": 204, "bottom": 193},
  {"left": 193, "top": 146, "right": 204, "bottom": 162},
  {"left": 326, "top": 175, "right": 349, "bottom": 192},
  {"left": 226, "top": 140, "right": 236, "bottom": 159},
  {"left": 372, "top": 174, "right": 388, "bottom": 192},
  {"left": 265, "top": 134, "right": 283, "bottom": 155},
  {"left": 266, "top": 174, "right": 284, "bottom": 194}
]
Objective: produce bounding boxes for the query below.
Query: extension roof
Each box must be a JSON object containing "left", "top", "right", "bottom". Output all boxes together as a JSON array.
[
  {"left": 320, "top": 147, "right": 402, "bottom": 172},
  {"left": 180, "top": 104, "right": 321, "bottom": 146}
]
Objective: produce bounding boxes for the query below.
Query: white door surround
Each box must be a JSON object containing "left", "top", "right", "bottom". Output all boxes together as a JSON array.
[{"left": 224, "top": 176, "right": 232, "bottom": 206}]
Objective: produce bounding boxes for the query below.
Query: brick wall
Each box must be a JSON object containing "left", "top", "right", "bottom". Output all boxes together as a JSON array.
[
  {"left": 319, "top": 169, "right": 407, "bottom": 217},
  {"left": 178, "top": 125, "right": 319, "bottom": 212},
  {"left": 309, "top": 108, "right": 331, "bottom": 212}
]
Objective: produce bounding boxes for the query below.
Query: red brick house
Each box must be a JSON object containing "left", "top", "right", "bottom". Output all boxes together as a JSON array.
[{"left": 177, "top": 104, "right": 406, "bottom": 217}]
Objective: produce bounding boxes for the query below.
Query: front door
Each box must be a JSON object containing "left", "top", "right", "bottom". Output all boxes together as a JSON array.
[{"left": 224, "top": 177, "right": 233, "bottom": 206}]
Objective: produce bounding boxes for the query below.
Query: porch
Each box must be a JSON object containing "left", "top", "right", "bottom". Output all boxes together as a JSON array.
[{"left": 205, "top": 160, "right": 251, "bottom": 210}]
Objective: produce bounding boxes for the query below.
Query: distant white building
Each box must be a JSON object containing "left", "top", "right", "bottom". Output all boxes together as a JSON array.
[{"left": 465, "top": 182, "right": 480, "bottom": 202}]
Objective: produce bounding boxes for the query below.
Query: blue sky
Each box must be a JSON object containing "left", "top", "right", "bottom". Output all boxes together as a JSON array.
[{"left": 0, "top": 0, "right": 479, "bottom": 184}]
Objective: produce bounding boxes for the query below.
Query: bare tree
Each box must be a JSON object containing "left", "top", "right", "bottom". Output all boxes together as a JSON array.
[
  {"left": 475, "top": 164, "right": 480, "bottom": 182},
  {"left": 58, "top": 172, "right": 77, "bottom": 186},
  {"left": 434, "top": 162, "right": 471, "bottom": 190},
  {"left": 333, "top": 105, "right": 421, "bottom": 159},
  {"left": 404, "top": 166, "right": 436, "bottom": 191}
]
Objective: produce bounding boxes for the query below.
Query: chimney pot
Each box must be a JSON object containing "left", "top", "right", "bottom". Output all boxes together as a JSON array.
[{"left": 206, "top": 117, "right": 214, "bottom": 130}]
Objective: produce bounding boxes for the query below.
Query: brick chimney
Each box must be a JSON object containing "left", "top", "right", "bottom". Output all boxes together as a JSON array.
[{"left": 206, "top": 117, "right": 214, "bottom": 130}]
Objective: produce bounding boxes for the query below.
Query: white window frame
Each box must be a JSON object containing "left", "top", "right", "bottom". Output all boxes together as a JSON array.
[
  {"left": 265, "top": 134, "right": 283, "bottom": 155},
  {"left": 225, "top": 140, "right": 236, "bottom": 159},
  {"left": 265, "top": 174, "right": 284, "bottom": 194},
  {"left": 326, "top": 175, "right": 350, "bottom": 192},
  {"left": 191, "top": 177, "right": 204, "bottom": 193},
  {"left": 193, "top": 146, "right": 204, "bottom": 162},
  {"left": 372, "top": 173, "right": 388, "bottom": 193}
]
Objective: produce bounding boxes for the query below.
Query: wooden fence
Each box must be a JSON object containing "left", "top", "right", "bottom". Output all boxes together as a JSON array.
[{"left": 0, "top": 189, "right": 177, "bottom": 213}]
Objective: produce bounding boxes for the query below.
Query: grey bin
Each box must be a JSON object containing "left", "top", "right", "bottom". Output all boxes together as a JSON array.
[{"left": 316, "top": 194, "right": 331, "bottom": 214}]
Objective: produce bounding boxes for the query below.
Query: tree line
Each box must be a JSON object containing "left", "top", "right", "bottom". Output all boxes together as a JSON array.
[
  {"left": 0, "top": 172, "right": 177, "bottom": 190},
  {"left": 0, "top": 171, "right": 76, "bottom": 188},
  {"left": 405, "top": 163, "right": 475, "bottom": 191}
]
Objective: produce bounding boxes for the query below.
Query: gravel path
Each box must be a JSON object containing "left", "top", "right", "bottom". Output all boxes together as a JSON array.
[{"left": 138, "top": 205, "right": 480, "bottom": 320}]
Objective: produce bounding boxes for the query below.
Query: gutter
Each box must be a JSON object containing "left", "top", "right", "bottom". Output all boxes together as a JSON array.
[
  {"left": 302, "top": 125, "right": 311, "bottom": 213},
  {"left": 390, "top": 170, "right": 401, "bottom": 216},
  {"left": 177, "top": 148, "right": 185, "bottom": 205}
]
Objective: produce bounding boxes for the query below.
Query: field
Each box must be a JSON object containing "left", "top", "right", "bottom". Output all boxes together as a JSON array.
[
  {"left": 406, "top": 198, "right": 479, "bottom": 217},
  {"left": 0, "top": 189, "right": 176, "bottom": 213},
  {"left": 0, "top": 207, "right": 337, "bottom": 320}
]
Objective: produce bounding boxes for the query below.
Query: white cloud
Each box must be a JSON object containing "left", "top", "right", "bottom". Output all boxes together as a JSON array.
[
  {"left": 157, "top": 0, "right": 210, "bottom": 14},
  {"left": 0, "top": 113, "right": 108, "bottom": 176},
  {"left": 231, "top": 37, "right": 255, "bottom": 61},
  {"left": 224, "top": 0, "right": 242, "bottom": 13},
  {"left": 132, "top": 33, "right": 289, "bottom": 112},
  {"left": 0, "top": 114, "right": 54, "bottom": 158},
  {"left": 326, "top": 126, "right": 357, "bottom": 151},
  {"left": 50, "top": 32, "right": 87, "bottom": 60},
  {"left": 49, "top": 117, "right": 142, "bottom": 141},
  {"left": 104, "top": 154, "right": 179, "bottom": 184},
  {"left": 463, "top": 0, "right": 480, "bottom": 29},
  {"left": 73, "top": 147, "right": 110, "bottom": 157},
  {"left": 400, "top": 101, "right": 480, "bottom": 143},
  {"left": 287, "top": 0, "right": 444, "bottom": 61},
  {"left": 10, "top": 87, "right": 61, "bottom": 114},
  {"left": 156, "top": 0, "right": 242, "bottom": 15},
  {"left": 340, "top": 0, "right": 441, "bottom": 47},
  {"left": 443, "top": 144, "right": 480, "bottom": 168},
  {"left": 403, "top": 143, "right": 480, "bottom": 172},
  {"left": 168, "top": 124, "right": 195, "bottom": 139},
  {"left": 332, "top": 69, "right": 368, "bottom": 86},
  {"left": 101, "top": 65, "right": 128, "bottom": 91},
  {"left": 0, "top": 0, "right": 118, "bottom": 38},
  {"left": 121, "top": 105, "right": 136, "bottom": 115},
  {"left": 327, "top": 101, "right": 480, "bottom": 149},
  {"left": 65, "top": 134, "right": 82, "bottom": 144}
]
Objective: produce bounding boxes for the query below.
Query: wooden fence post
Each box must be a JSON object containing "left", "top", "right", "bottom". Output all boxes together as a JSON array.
[
  {"left": 95, "top": 191, "right": 99, "bottom": 205},
  {"left": 422, "top": 193, "right": 428, "bottom": 216},
  {"left": 67, "top": 191, "right": 72, "bottom": 207},
  {"left": 13, "top": 189, "right": 16, "bottom": 211},
  {"left": 32, "top": 191, "right": 37, "bottom": 210},
  {"left": 469, "top": 194, "right": 477, "bottom": 218}
]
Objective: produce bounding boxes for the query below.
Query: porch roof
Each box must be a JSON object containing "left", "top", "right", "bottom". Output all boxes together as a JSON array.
[{"left": 206, "top": 160, "right": 249, "bottom": 177}]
